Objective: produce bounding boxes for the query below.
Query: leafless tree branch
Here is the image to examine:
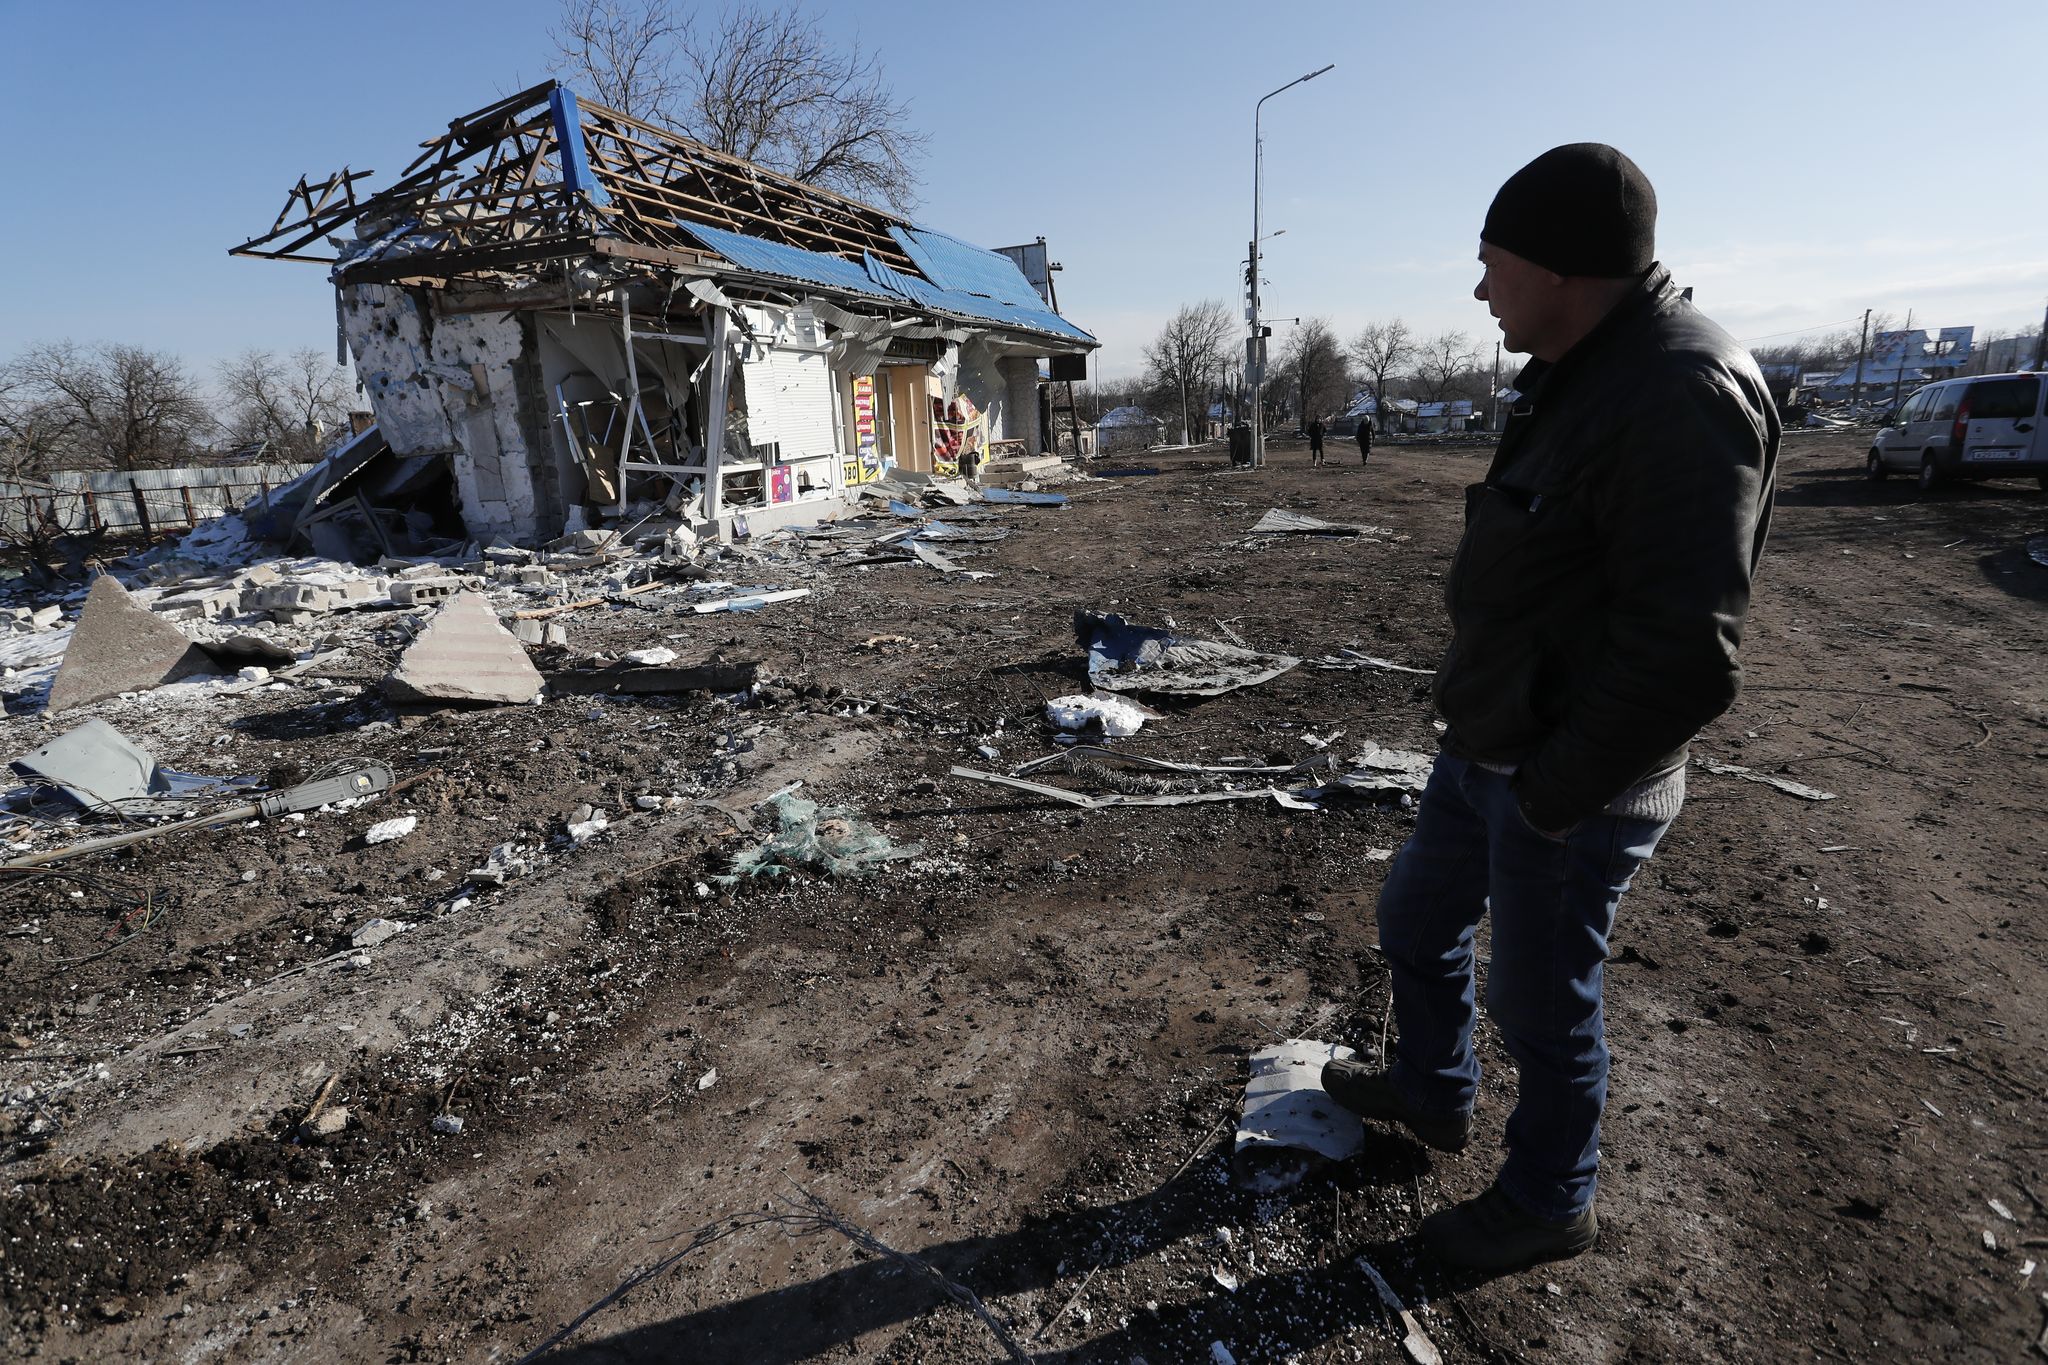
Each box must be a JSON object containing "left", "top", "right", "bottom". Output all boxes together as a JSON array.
[{"left": 550, "top": 0, "right": 928, "bottom": 212}]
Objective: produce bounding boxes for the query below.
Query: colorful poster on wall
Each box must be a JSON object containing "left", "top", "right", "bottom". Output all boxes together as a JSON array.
[
  {"left": 845, "top": 374, "right": 883, "bottom": 485},
  {"left": 931, "top": 392, "right": 983, "bottom": 479}
]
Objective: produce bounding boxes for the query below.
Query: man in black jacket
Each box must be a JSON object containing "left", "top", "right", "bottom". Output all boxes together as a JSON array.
[{"left": 1323, "top": 144, "right": 1779, "bottom": 1273}]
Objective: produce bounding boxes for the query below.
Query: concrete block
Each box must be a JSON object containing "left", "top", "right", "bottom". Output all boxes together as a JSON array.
[
  {"left": 256, "top": 583, "right": 340, "bottom": 613},
  {"left": 389, "top": 577, "right": 469, "bottom": 607},
  {"left": 152, "top": 587, "right": 239, "bottom": 622},
  {"left": 45, "top": 576, "right": 221, "bottom": 713},
  {"left": 383, "top": 591, "right": 543, "bottom": 706},
  {"left": 29, "top": 605, "right": 62, "bottom": 630}
]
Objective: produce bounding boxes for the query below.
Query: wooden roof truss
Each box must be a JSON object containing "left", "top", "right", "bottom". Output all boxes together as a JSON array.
[{"left": 230, "top": 80, "right": 916, "bottom": 282}]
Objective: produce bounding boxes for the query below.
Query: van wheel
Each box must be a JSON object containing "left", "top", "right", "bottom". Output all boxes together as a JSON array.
[
  {"left": 1917, "top": 454, "right": 1941, "bottom": 492},
  {"left": 1866, "top": 450, "right": 1887, "bottom": 481}
]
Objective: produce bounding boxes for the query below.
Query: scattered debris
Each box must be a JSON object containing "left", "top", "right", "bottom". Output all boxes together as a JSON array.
[
  {"left": 1246, "top": 509, "right": 1390, "bottom": 538},
  {"left": 1233, "top": 1038, "right": 1364, "bottom": 1193},
  {"left": 550, "top": 658, "right": 760, "bottom": 696},
  {"left": 350, "top": 917, "right": 409, "bottom": 949},
  {"left": 1077, "top": 610, "right": 1299, "bottom": 698},
  {"left": 1045, "top": 693, "right": 1160, "bottom": 738},
  {"left": 1354, "top": 1256, "right": 1444, "bottom": 1365},
  {"left": 951, "top": 765, "right": 1284, "bottom": 811},
  {"left": 12, "top": 720, "right": 183, "bottom": 812},
  {"left": 45, "top": 575, "right": 221, "bottom": 712},
  {"left": 979, "top": 488, "right": 1068, "bottom": 507},
  {"left": 1696, "top": 757, "right": 1838, "bottom": 802},
  {"left": 363, "top": 816, "right": 418, "bottom": 845},
  {"left": 690, "top": 588, "right": 810, "bottom": 614},
  {"left": 623, "top": 646, "right": 677, "bottom": 666},
  {"left": 565, "top": 805, "right": 611, "bottom": 845},
  {"left": 718, "top": 792, "right": 921, "bottom": 883},
  {"left": 695, "top": 1067, "right": 719, "bottom": 1091},
  {"left": 1310, "top": 649, "right": 1435, "bottom": 676},
  {"left": 430, "top": 1113, "right": 465, "bottom": 1135},
  {"left": 469, "top": 841, "right": 534, "bottom": 887},
  {"left": 383, "top": 591, "right": 544, "bottom": 706}
]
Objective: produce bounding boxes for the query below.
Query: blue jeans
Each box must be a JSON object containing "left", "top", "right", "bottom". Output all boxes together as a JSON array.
[{"left": 1377, "top": 754, "right": 1671, "bottom": 1220}]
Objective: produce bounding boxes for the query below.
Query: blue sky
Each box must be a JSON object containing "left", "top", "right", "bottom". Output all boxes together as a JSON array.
[{"left": 4, "top": 0, "right": 2046, "bottom": 386}]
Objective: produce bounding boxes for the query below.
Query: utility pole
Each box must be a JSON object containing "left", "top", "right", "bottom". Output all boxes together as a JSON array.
[
  {"left": 2034, "top": 296, "right": 2048, "bottom": 371},
  {"left": 1850, "top": 307, "right": 1870, "bottom": 411},
  {"left": 1891, "top": 308, "right": 1913, "bottom": 409},
  {"left": 1248, "top": 64, "right": 1332, "bottom": 470},
  {"left": 1489, "top": 341, "right": 1501, "bottom": 430}
]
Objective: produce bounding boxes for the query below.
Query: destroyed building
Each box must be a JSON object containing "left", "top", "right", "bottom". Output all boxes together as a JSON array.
[{"left": 231, "top": 82, "right": 1095, "bottom": 549}]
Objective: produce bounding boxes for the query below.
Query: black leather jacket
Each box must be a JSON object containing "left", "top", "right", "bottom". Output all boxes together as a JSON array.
[{"left": 1435, "top": 265, "right": 1780, "bottom": 829}]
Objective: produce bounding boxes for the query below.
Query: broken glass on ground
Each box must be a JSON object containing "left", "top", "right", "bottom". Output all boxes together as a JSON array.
[
  {"left": 717, "top": 792, "right": 922, "bottom": 884},
  {"left": 1076, "top": 610, "right": 1299, "bottom": 698}
]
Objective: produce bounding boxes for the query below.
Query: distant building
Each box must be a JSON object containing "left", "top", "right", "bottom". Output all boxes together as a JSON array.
[
  {"left": 1808, "top": 328, "right": 1973, "bottom": 403},
  {"left": 1095, "top": 405, "right": 1164, "bottom": 453}
]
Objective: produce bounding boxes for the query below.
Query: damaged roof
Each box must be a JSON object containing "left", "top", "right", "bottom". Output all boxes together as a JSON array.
[{"left": 231, "top": 80, "right": 1093, "bottom": 349}]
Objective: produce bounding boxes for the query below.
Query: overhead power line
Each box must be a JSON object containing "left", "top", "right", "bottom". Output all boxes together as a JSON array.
[{"left": 1736, "top": 316, "right": 1865, "bottom": 344}]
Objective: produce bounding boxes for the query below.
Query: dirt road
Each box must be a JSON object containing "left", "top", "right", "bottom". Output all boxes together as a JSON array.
[{"left": 5, "top": 429, "right": 2044, "bottom": 1363}]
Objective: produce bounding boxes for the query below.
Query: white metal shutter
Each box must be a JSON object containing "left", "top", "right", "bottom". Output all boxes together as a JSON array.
[{"left": 742, "top": 348, "right": 837, "bottom": 458}]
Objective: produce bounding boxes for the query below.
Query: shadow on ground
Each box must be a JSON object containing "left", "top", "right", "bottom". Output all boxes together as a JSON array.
[{"left": 531, "top": 1130, "right": 1471, "bottom": 1363}]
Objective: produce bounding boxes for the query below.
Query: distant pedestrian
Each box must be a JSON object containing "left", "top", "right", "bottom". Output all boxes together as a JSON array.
[
  {"left": 1321, "top": 142, "right": 1779, "bottom": 1276},
  {"left": 1356, "top": 418, "right": 1374, "bottom": 465},
  {"left": 1307, "top": 417, "right": 1327, "bottom": 467}
]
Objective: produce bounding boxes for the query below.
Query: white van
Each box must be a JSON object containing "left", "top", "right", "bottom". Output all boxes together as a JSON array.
[{"left": 1867, "top": 371, "right": 2047, "bottom": 491}]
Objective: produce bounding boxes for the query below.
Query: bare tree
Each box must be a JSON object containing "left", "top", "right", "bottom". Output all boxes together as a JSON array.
[
  {"left": 217, "top": 348, "right": 353, "bottom": 460},
  {"left": 551, "top": 0, "right": 928, "bottom": 212},
  {"left": 0, "top": 356, "right": 68, "bottom": 482},
  {"left": 549, "top": 0, "right": 691, "bottom": 126},
  {"left": 8, "top": 342, "right": 212, "bottom": 473},
  {"left": 1349, "top": 319, "right": 1413, "bottom": 432},
  {"left": 1412, "top": 330, "right": 1480, "bottom": 405},
  {"left": 1278, "top": 317, "right": 1349, "bottom": 426},
  {"left": 1143, "top": 302, "right": 1233, "bottom": 445}
]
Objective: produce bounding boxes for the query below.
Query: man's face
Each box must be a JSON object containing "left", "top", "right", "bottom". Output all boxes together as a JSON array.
[{"left": 1474, "top": 242, "right": 1558, "bottom": 356}]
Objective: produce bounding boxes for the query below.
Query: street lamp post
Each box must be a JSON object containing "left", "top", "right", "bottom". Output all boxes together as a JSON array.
[{"left": 1248, "top": 63, "right": 1333, "bottom": 470}]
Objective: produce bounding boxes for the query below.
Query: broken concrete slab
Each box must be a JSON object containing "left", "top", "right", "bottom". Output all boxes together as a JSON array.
[
  {"left": 45, "top": 576, "right": 222, "bottom": 713},
  {"left": 513, "top": 619, "right": 569, "bottom": 647},
  {"left": 383, "top": 591, "right": 543, "bottom": 706}
]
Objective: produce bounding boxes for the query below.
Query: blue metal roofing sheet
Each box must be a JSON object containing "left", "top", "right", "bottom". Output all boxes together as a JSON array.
[
  {"left": 680, "top": 221, "right": 878, "bottom": 296},
  {"left": 893, "top": 227, "right": 1045, "bottom": 307},
  {"left": 678, "top": 220, "right": 1093, "bottom": 344}
]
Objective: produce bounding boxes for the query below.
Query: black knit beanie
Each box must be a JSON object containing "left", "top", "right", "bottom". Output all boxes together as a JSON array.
[{"left": 1481, "top": 143, "right": 1656, "bottom": 278}]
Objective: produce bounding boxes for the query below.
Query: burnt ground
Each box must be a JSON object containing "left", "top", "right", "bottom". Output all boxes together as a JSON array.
[{"left": 2, "top": 428, "right": 2046, "bottom": 1364}]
